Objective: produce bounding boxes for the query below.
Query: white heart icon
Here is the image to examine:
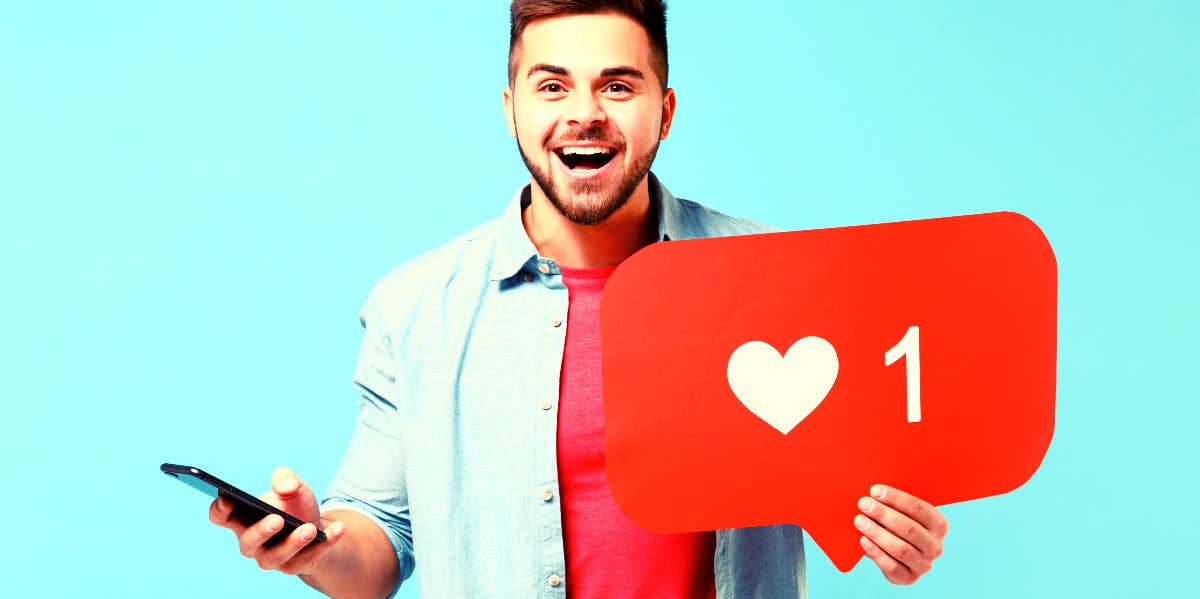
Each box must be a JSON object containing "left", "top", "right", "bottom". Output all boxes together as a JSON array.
[{"left": 726, "top": 337, "right": 839, "bottom": 434}]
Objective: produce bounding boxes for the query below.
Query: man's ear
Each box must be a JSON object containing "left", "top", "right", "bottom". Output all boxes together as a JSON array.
[
  {"left": 503, "top": 86, "right": 517, "bottom": 138},
  {"left": 660, "top": 87, "right": 677, "bottom": 140}
]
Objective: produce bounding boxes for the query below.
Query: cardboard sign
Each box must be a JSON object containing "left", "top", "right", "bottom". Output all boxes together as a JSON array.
[{"left": 601, "top": 212, "right": 1057, "bottom": 572}]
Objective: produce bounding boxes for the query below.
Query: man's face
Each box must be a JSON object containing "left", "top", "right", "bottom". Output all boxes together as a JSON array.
[{"left": 505, "top": 13, "right": 675, "bottom": 225}]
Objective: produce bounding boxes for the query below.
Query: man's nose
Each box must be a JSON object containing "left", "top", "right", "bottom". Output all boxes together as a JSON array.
[{"left": 565, "top": 91, "right": 606, "bottom": 127}]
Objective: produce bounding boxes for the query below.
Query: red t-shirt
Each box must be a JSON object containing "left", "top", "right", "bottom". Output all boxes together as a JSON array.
[{"left": 557, "top": 265, "right": 716, "bottom": 599}]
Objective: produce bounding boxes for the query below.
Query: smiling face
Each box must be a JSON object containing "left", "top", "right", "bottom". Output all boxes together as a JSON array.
[{"left": 505, "top": 13, "right": 675, "bottom": 225}]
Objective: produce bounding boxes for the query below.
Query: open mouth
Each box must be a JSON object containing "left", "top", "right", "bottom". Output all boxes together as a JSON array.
[{"left": 554, "top": 146, "right": 617, "bottom": 173}]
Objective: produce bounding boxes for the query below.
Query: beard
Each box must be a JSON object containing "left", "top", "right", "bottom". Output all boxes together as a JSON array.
[{"left": 516, "top": 122, "right": 660, "bottom": 226}]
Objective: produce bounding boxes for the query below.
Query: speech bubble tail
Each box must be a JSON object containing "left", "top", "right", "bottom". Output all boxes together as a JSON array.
[{"left": 804, "top": 521, "right": 867, "bottom": 573}]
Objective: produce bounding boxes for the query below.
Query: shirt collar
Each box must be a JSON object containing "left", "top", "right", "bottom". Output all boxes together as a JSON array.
[
  {"left": 490, "top": 172, "right": 686, "bottom": 282},
  {"left": 651, "top": 172, "right": 687, "bottom": 243}
]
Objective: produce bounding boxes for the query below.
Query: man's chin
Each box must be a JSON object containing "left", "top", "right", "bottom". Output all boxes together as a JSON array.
[
  {"left": 536, "top": 168, "right": 626, "bottom": 225},
  {"left": 547, "top": 189, "right": 627, "bottom": 226},
  {"left": 556, "top": 173, "right": 614, "bottom": 197}
]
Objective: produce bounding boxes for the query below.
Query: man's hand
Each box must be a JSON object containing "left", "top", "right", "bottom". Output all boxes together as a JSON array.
[
  {"left": 854, "top": 484, "right": 949, "bottom": 585},
  {"left": 208, "top": 466, "right": 349, "bottom": 576}
]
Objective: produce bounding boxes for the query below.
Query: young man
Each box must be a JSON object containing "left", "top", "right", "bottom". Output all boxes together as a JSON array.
[{"left": 209, "top": 2, "right": 949, "bottom": 597}]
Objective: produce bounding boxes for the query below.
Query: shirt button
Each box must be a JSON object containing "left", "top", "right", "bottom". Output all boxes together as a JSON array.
[
  {"left": 548, "top": 574, "right": 562, "bottom": 587},
  {"left": 541, "top": 487, "right": 554, "bottom": 501},
  {"left": 540, "top": 399, "right": 553, "bottom": 411},
  {"left": 523, "top": 273, "right": 533, "bottom": 282},
  {"left": 538, "top": 263, "right": 551, "bottom": 274},
  {"left": 550, "top": 316, "right": 562, "bottom": 327}
]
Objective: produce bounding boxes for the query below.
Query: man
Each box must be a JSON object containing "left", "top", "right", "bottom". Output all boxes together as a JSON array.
[{"left": 209, "top": 1, "right": 949, "bottom": 597}]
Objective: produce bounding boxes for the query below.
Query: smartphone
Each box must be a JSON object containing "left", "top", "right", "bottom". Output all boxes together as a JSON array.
[{"left": 161, "top": 463, "right": 326, "bottom": 546}]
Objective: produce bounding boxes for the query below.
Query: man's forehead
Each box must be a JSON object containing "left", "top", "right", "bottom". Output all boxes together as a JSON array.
[{"left": 517, "top": 13, "right": 652, "bottom": 77}]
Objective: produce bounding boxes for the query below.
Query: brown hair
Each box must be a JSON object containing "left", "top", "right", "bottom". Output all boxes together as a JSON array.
[{"left": 508, "top": 0, "right": 669, "bottom": 91}]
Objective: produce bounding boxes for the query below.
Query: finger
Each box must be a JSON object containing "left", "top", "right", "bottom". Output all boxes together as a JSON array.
[
  {"left": 858, "top": 495, "right": 939, "bottom": 557},
  {"left": 277, "top": 520, "right": 349, "bottom": 576},
  {"left": 271, "top": 466, "right": 308, "bottom": 499},
  {"left": 870, "top": 484, "right": 949, "bottom": 538},
  {"left": 855, "top": 513, "right": 931, "bottom": 575},
  {"left": 209, "top": 496, "right": 248, "bottom": 535},
  {"left": 254, "top": 522, "right": 322, "bottom": 571},
  {"left": 860, "top": 535, "right": 916, "bottom": 585},
  {"left": 237, "top": 514, "right": 286, "bottom": 558}
]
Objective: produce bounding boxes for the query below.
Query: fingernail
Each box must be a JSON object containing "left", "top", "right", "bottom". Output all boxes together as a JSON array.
[
  {"left": 871, "top": 485, "right": 886, "bottom": 500},
  {"left": 264, "top": 515, "right": 283, "bottom": 532},
  {"left": 860, "top": 536, "right": 871, "bottom": 549},
  {"left": 854, "top": 515, "right": 870, "bottom": 531},
  {"left": 281, "top": 477, "right": 298, "bottom": 490},
  {"left": 300, "top": 526, "right": 316, "bottom": 542},
  {"left": 215, "top": 497, "right": 227, "bottom": 511},
  {"left": 330, "top": 522, "right": 346, "bottom": 536},
  {"left": 858, "top": 497, "right": 875, "bottom": 513}
]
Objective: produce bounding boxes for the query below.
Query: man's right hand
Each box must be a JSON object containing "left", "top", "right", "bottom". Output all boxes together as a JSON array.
[{"left": 208, "top": 466, "right": 349, "bottom": 576}]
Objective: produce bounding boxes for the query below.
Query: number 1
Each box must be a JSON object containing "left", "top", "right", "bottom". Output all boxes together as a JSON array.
[{"left": 885, "top": 325, "right": 921, "bottom": 423}]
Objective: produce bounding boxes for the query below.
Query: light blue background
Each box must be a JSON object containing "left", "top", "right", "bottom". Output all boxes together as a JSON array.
[{"left": 2, "top": 2, "right": 1196, "bottom": 597}]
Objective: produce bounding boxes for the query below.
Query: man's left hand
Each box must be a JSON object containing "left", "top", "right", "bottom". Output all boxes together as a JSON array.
[{"left": 854, "top": 484, "right": 949, "bottom": 585}]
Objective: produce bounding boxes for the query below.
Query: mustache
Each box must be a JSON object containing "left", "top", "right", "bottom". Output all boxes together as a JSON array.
[{"left": 548, "top": 126, "right": 626, "bottom": 150}]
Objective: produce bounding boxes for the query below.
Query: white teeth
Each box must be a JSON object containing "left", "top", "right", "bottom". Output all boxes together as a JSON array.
[{"left": 560, "top": 146, "right": 613, "bottom": 155}]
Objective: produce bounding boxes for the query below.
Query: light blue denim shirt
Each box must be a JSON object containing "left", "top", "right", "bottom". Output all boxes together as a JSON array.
[{"left": 321, "top": 174, "right": 806, "bottom": 599}]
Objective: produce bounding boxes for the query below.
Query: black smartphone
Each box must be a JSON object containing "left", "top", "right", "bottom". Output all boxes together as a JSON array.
[{"left": 161, "top": 463, "right": 326, "bottom": 546}]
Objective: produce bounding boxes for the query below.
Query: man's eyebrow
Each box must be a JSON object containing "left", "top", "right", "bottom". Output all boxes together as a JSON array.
[
  {"left": 600, "top": 66, "right": 644, "bottom": 79},
  {"left": 525, "top": 64, "right": 645, "bottom": 80},
  {"left": 527, "top": 64, "right": 569, "bottom": 78}
]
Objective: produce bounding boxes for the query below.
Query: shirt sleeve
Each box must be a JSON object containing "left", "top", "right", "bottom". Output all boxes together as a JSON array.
[{"left": 321, "top": 284, "right": 415, "bottom": 597}]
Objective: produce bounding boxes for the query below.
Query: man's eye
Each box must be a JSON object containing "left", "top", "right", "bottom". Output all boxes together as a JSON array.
[
  {"left": 540, "top": 83, "right": 565, "bottom": 93},
  {"left": 606, "top": 83, "right": 632, "bottom": 94}
]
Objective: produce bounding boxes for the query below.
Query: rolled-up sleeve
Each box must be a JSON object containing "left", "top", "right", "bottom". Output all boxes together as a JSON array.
[{"left": 322, "top": 285, "right": 415, "bottom": 596}]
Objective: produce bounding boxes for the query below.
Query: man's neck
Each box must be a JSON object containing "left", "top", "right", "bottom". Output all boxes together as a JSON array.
[{"left": 522, "top": 178, "right": 659, "bottom": 269}]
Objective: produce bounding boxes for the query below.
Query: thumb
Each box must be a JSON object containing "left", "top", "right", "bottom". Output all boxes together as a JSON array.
[
  {"left": 271, "top": 466, "right": 309, "bottom": 499},
  {"left": 261, "top": 468, "right": 321, "bottom": 525},
  {"left": 264, "top": 466, "right": 321, "bottom": 523}
]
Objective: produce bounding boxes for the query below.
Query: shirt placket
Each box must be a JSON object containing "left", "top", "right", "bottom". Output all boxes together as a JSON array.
[{"left": 530, "top": 258, "right": 569, "bottom": 598}]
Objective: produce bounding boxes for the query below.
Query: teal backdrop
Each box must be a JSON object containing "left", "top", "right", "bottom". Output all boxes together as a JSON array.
[{"left": 2, "top": 2, "right": 1195, "bottom": 597}]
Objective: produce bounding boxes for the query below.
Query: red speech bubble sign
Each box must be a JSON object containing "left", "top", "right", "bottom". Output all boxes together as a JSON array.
[{"left": 601, "top": 212, "right": 1056, "bottom": 572}]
